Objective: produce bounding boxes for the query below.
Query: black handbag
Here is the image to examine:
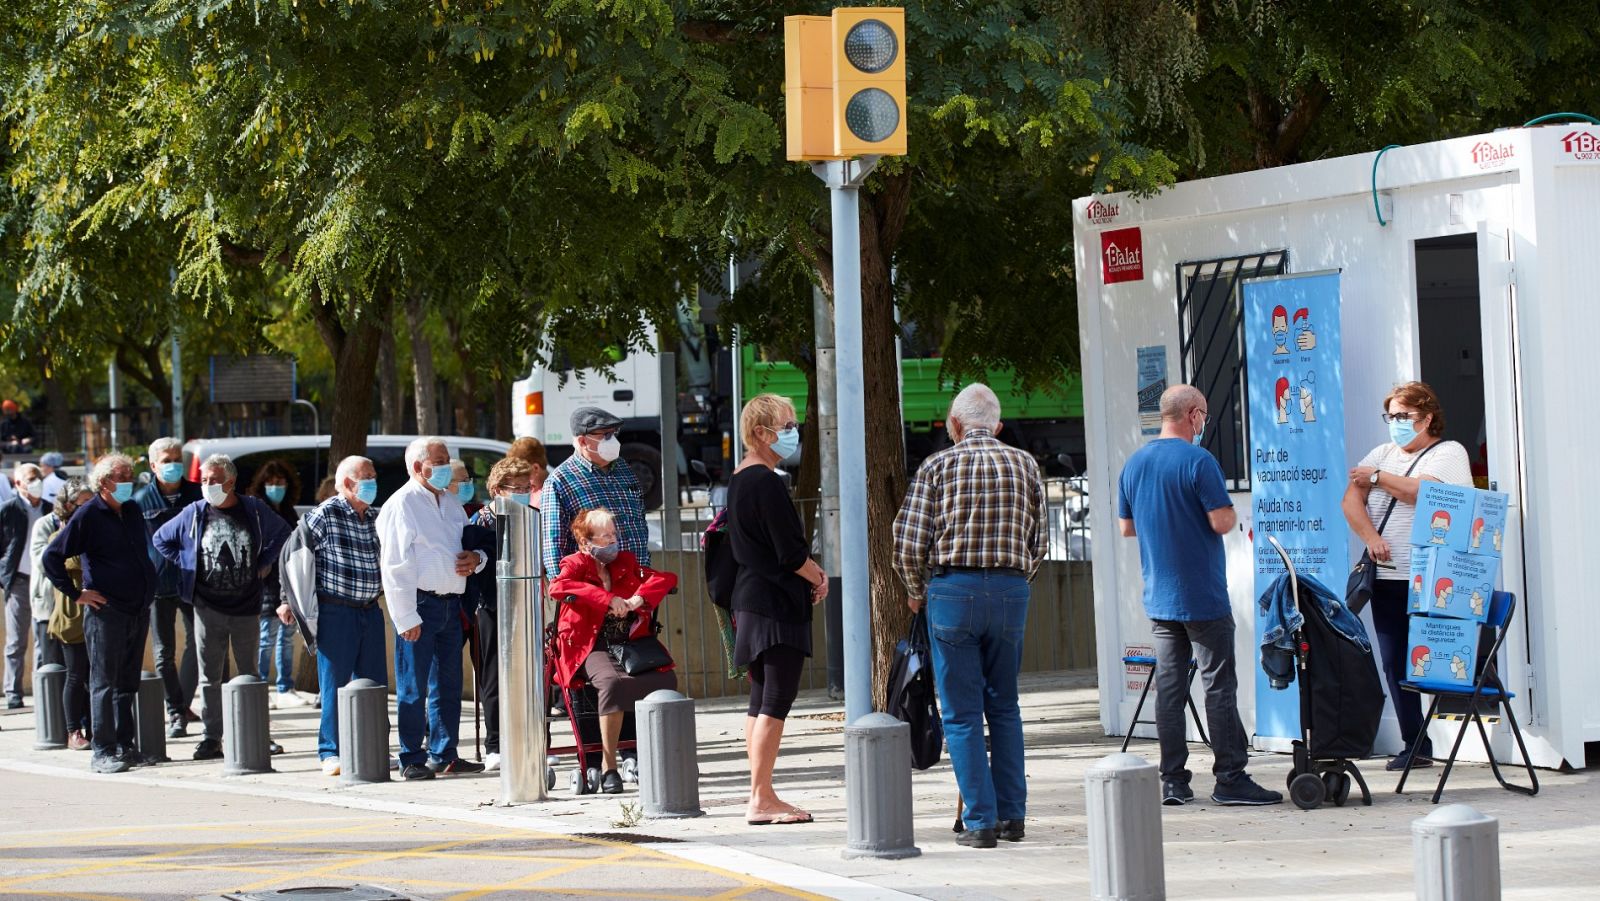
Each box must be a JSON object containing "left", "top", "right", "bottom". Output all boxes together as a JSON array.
[
  {"left": 606, "top": 615, "right": 673, "bottom": 675},
  {"left": 1345, "top": 441, "right": 1437, "bottom": 615},
  {"left": 886, "top": 612, "right": 943, "bottom": 770}
]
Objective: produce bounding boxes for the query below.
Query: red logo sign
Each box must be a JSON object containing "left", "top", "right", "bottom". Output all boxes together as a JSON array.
[
  {"left": 1470, "top": 140, "right": 1514, "bottom": 169},
  {"left": 1561, "top": 130, "right": 1600, "bottom": 160},
  {"left": 1101, "top": 227, "right": 1144, "bottom": 284},
  {"left": 1085, "top": 198, "right": 1121, "bottom": 225}
]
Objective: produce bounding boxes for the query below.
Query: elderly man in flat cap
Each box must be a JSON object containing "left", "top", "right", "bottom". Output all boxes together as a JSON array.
[{"left": 541, "top": 407, "right": 651, "bottom": 578}]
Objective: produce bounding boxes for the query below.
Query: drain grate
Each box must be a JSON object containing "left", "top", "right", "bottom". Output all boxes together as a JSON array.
[
  {"left": 570, "top": 832, "right": 684, "bottom": 844},
  {"left": 211, "top": 886, "right": 423, "bottom": 901}
]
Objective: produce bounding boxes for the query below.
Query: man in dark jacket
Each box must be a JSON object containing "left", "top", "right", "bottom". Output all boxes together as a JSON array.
[
  {"left": 1, "top": 463, "right": 47, "bottom": 707},
  {"left": 42, "top": 454, "right": 157, "bottom": 774},
  {"left": 153, "top": 453, "right": 289, "bottom": 762},
  {"left": 134, "top": 436, "right": 202, "bottom": 737}
]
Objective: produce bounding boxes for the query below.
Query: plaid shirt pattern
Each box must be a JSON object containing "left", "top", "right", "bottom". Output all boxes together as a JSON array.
[
  {"left": 541, "top": 454, "right": 650, "bottom": 576},
  {"left": 892, "top": 429, "right": 1047, "bottom": 601},
  {"left": 302, "top": 495, "right": 383, "bottom": 604}
]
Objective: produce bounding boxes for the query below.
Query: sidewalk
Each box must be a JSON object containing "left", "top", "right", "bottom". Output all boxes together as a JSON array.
[{"left": 0, "top": 669, "right": 1589, "bottom": 900}]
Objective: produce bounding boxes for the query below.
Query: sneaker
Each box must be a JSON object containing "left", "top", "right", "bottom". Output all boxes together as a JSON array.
[
  {"left": 67, "top": 729, "right": 91, "bottom": 751},
  {"left": 167, "top": 714, "right": 187, "bottom": 739},
  {"left": 1386, "top": 750, "right": 1435, "bottom": 772},
  {"left": 601, "top": 769, "right": 623, "bottom": 794},
  {"left": 430, "top": 757, "right": 486, "bottom": 775},
  {"left": 997, "top": 819, "right": 1025, "bottom": 842},
  {"left": 6, "top": 696, "right": 23, "bottom": 709},
  {"left": 92, "top": 754, "right": 130, "bottom": 774},
  {"left": 483, "top": 752, "right": 500, "bottom": 772},
  {"left": 401, "top": 763, "right": 436, "bottom": 781},
  {"left": 1211, "top": 775, "right": 1283, "bottom": 806},
  {"left": 118, "top": 749, "right": 152, "bottom": 768},
  {"left": 1162, "top": 781, "right": 1195, "bottom": 806},
  {"left": 389, "top": 754, "right": 400, "bottom": 771},
  {"left": 267, "top": 740, "right": 285, "bottom": 756},
  {"left": 275, "top": 691, "right": 307, "bottom": 708},
  {"left": 321, "top": 757, "right": 342, "bottom": 777},
  {"left": 956, "top": 827, "right": 998, "bottom": 849},
  {"left": 192, "top": 738, "right": 224, "bottom": 761}
]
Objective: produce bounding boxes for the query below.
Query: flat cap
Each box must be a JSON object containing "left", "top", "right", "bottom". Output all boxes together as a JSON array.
[
  {"left": 570, "top": 406, "right": 623, "bottom": 437},
  {"left": 40, "top": 452, "right": 65, "bottom": 468}
]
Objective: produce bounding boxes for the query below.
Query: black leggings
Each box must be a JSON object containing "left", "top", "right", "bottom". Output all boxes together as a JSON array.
[{"left": 746, "top": 644, "right": 806, "bottom": 720}]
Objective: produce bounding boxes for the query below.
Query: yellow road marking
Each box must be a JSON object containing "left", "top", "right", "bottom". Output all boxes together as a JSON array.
[
  {"left": 226, "top": 833, "right": 536, "bottom": 893},
  {"left": 443, "top": 848, "right": 639, "bottom": 901}
]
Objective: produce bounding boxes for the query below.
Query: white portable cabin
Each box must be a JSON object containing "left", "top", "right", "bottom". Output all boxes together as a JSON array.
[{"left": 1074, "top": 123, "right": 1600, "bottom": 769}]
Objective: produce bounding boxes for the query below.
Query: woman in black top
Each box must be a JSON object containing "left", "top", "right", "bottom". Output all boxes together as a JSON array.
[
  {"left": 728, "top": 393, "right": 827, "bottom": 826},
  {"left": 248, "top": 459, "right": 302, "bottom": 705}
]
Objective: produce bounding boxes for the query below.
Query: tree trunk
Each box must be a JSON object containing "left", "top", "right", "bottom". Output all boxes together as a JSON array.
[
  {"left": 312, "top": 288, "right": 389, "bottom": 477},
  {"left": 40, "top": 354, "right": 76, "bottom": 454},
  {"left": 491, "top": 376, "right": 513, "bottom": 441},
  {"left": 377, "top": 324, "right": 404, "bottom": 434},
  {"left": 446, "top": 317, "right": 477, "bottom": 437},
  {"left": 406, "top": 290, "right": 439, "bottom": 435}
]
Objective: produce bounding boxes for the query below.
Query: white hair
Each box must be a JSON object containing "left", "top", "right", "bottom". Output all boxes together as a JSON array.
[
  {"left": 90, "top": 453, "right": 134, "bottom": 491},
  {"left": 12, "top": 463, "right": 40, "bottom": 483},
  {"left": 450, "top": 458, "right": 468, "bottom": 477},
  {"left": 201, "top": 453, "right": 236, "bottom": 481},
  {"left": 334, "top": 455, "right": 371, "bottom": 487},
  {"left": 147, "top": 437, "right": 182, "bottom": 464},
  {"left": 404, "top": 436, "right": 447, "bottom": 470},
  {"left": 948, "top": 383, "right": 1001, "bottom": 431}
]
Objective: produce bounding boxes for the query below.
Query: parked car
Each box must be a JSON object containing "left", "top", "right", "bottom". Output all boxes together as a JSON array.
[{"left": 179, "top": 435, "right": 513, "bottom": 509}]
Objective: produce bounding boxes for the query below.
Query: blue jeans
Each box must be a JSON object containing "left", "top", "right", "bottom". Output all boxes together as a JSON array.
[
  {"left": 394, "top": 593, "right": 463, "bottom": 767},
  {"left": 926, "top": 571, "right": 1030, "bottom": 831},
  {"left": 258, "top": 616, "right": 295, "bottom": 694},
  {"left": 315, "top": 602, "right": 388, "bottom": 760}
]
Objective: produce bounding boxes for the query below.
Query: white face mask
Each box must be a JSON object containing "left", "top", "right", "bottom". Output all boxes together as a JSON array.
[
  {"left": 202, "top": 483, "right": 229, "bottom": 507},
  {"left": 594, "top": 435, "right": 622, "bottom": 463},
  {"left": 22, "top": 479, "right": 43, "bottom": 500}
]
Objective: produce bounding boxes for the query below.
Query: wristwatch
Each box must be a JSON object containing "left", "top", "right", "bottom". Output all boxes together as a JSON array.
[{"left": 1369, "top": 470, "right": 1381, "bottom": 487}]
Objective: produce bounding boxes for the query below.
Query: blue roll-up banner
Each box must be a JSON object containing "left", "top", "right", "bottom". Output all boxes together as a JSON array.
[{"left": 1242, "top": 271, "right": 1348, "bottom": 742}]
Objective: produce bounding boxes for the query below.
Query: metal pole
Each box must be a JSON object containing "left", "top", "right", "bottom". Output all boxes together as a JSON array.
[
  {"left": 170, "top": 329, "right": 184, "bottom": 441},
  {"left": 813, "top": 285, "right": 845, "bottom": 697},
  {"left": 816, "top": 156, "right": 879, "bottom": 724},
  {"left": 496, "top": 495, "right": 548, "bottom": 804},
  {"left": 660, "top": 350, "right": 681, "bottom": 551},
  {"left": 107, "top": 361, "right": 121, "bottom": 451},
  {"left": 728, "top": 252, "right": 743, "bottom": 464}
]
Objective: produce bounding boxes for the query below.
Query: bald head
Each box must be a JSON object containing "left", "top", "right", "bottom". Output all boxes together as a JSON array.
[{"left": 1160, "top": 385, "right": 1206, "bottom": 422}]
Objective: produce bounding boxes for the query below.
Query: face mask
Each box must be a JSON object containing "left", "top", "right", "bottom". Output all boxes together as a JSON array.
[
  {"left": 157, "top": 462, "right": 184, "bottom": 484},
  {"left": 1431, "top": 525, "right": 1448, "bottom": 541},
  {"left": 1388, "top": 418, "right": 1417, "bottom": 447},
  {"left": 426, "top": 464, "right": 454, "bottom": 491},
  {"left": 594, "top": 435, "right": 622, "bottom": 463},
  {"left": 354, "top": 479, "right": 379, "bottom": 505},
  {"left": 1191, "top": 416, "right": 1207, "bottom": 447},
  {"left": 456, "top": 482, "right": 475, "bottom": 504},
  {"left": 111, "top": 481, "right": 134, "bottom": 504},
  {"left": 771, "top": 427, "right": 800, "bottom": 459},
  {"left": 265, "top": 484, "right": 287, "bottom": 504},
  {"left": 23, "top": 479, "right": 43, "bottom": 500},
  {"left": 509, "top": 492, "right": 531, "bottom": 507},
  {"left": 202, "top": 483, "right": 229, "bottom": 507},
  {"left": 1273, "top": 328, "right": 1287, "bottom": 348},
  {"left": 590, "top": 541, "right": 620, "bottom": 564}
]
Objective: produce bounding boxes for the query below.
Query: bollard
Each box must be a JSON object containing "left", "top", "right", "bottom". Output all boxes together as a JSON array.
[
  {"left": 32, "top": 663, "right": 67, "bottom": 750},
  {"left": 222, "top": 674, "right": 273, "bottom": 775},
  {"left": 135, "top": 670, "right": 170, "bottom": 763},
  {"left": 495, "top": 495, "right": 548, "bottom": 805},
  {"left": 1413, "top": 804, "right": 1500, "bottom": 901},
  {"left": 636, "top": 690, "right": 704, "bottom": 818},
  {"left": 339, "top": 678, "right": 391, "bottom": 784},
  {"left": 842, "top": 712, "right": 921, "bottom": 860},
  {"left": 1086, "top": 753, "right": 1165, "bottom": 901}
]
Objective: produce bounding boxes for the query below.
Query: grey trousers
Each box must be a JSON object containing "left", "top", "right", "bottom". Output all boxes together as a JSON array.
[
  {"left": 151, "top": 594, "right": 198, "bottom": 718},
  {"left": 4, "top": 573, "right": 30, "bottom": 700},
  {"left": 1151, "top": 616, "right": 1251, "bottom": 786},
  {"left": 193, "top": 603, "right": 261, "bottom": 742}
]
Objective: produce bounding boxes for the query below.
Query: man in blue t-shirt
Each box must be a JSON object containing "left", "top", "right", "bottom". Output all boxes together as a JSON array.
[{"left": 1118, "top": 384, "right": 1281, "bottom": 808}]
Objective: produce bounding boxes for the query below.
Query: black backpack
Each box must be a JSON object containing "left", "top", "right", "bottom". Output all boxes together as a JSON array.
[{"left": 701, "top": 509, "right": 736, "bottom": 611}]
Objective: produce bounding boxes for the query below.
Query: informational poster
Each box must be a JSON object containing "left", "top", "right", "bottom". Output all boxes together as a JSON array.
[
  {"left": 1136, "top": 346, "right": 1167, "bottom": 436},
  {"left": 1243, "top": 271, "right": 1348, "bottom": 741}
]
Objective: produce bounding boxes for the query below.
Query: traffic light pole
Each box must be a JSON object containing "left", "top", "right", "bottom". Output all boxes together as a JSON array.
[{"left": 814, "top": 155, "right": 879, "bottom": 726}]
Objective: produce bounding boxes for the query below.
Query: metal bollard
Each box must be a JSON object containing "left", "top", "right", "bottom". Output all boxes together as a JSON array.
[
  {"left": 841, "top": 712, "right": 921, "bottom": 860},
  {"left": 32, "top": 663, "right": 67, "bottom": 750},
  {"left": 338, "top": 678, "right": 391, "bottom": 784},
  {"left": 495, "top": 496, "right": 547, "bottom": 805},
  {"left": 1086, "top": 753, "right": 1165, "bottom": 901},
  {"left": 1413, "top": 804, "right": 1500, "bottom": 901},
  {"left": 222, "top": 674, "right": 272, "bottom": 775},
  {"left": 135, "top": 670, "right": 170, "bottom": 762},
  {"left": 636, "top": 690, "right": 704, "bottom": 818}
]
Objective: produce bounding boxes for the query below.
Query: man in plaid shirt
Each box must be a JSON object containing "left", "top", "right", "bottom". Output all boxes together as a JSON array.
[
  {"left": 892, "top": 383, "right": 1045, "bottom": 849},
  {"left": 541, "top": 407, "right": 650, "bottom": 577}
]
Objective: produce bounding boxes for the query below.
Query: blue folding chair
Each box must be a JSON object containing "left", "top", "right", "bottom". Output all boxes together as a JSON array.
[
  {"left": 1397, "top": 590, "right": 1539, "bottom": 803},
  {"left": 1121, "top": 655, "right": 1209, "bottom": 752}
]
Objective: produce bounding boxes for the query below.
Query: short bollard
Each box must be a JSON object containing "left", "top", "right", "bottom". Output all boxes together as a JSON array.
[
  {"left": 1413, "top": 804, "right": 1500, "bottom": 901},
  {"left": 135, "top": 670, "right": 169, "bottom": 762},
  {"left": 222, "top": 674, "right": 272, "bottom": 775},
  {"left": 842, "top": 712, "right": 920, "bottom": 860},
  {"left": 339, "top": 678, "right": 391, "bottom": 784},
  {"left": 32, "top": 663, "right": 66, "bottom": 750},
  {"left": 1086, "top": 753, "right": 1164, "bottom": 901},
  {"left": 636, "top": 690, "right": 704, "bottom": 818}
]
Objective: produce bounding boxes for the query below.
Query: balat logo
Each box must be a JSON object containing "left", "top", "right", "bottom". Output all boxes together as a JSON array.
[
  {"left": 1085, "top": 198, "right": 1121, "bottom": 225},
  {"left": 1101, "top": 227, "right": 1144, "bottom": 285},
  {"left": 1561, "top": 130, "right": 1600, "bottom": 160},
  {"left": 1470, "top": 140, "right": 1514, "bottom": 169}
]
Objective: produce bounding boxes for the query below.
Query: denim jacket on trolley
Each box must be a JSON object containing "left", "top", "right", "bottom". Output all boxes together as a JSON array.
[{"left": 1257, "top": 571, "right": 1371, "bottom": 690}]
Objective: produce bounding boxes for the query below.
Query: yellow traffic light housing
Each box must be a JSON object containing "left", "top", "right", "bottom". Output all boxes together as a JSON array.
[{"left": 785, "top": 7, "right": 907, "bottom": 161}]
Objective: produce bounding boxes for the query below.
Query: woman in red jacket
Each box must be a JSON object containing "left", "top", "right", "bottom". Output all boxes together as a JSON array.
[{"left": 547, "top": 507, "right": 677, "bottom": 793}]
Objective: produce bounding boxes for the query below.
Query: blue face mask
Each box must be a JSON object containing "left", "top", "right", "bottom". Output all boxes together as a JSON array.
[
  {"left": 426, "top": 464, "right": 454, "bottom": 492},
  {"left": 771, "top": 427, "right": 800, "bottom": 459},
  {"left": 509, "top": 492, "right": 531, "bottom": 507},
  {"left": 156, "top": 462, "right": 184, "bottom": 484},
  {"left": 1273, "top": 328, "right": 1287, "bottom": 348},
  {"left": 1431, "top": 525, "right": 1448, "bottom": 541},
  {"left": 1388, "top": 419, "right": 1417, "bottom": 447},
  {"left": 456, "top": 482, "right": 475, "bottom": 504},
  {"left": 111, "top": 481, "right": 134, "bottom": 504},
  {"left": 265, "top": 484, "right": 287, "bottom": 504},
  {"left": 354, "top": 479, "right": 379, "bottom": 505}
]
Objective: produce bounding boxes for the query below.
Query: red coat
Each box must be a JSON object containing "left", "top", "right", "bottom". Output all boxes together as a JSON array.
[{"left": 546, "top": 551, "right": 677, "bottom": 687}]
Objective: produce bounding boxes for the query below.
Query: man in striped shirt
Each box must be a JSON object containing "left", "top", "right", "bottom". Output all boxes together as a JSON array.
[
  {"left": 892, "top": 383, "right": 1045, "bottom": 849},
  {"left": 541, "top": 407, "right": 650, "bottom": 577}
]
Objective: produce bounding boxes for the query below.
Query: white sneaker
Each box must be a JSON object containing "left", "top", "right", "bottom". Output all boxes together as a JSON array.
[
  {"left": 484, "top": 752, "right": 500, "bottom": 772},
  {"left": 321, "top": 757, "right": 341, "bottom": 777},
  {"left": 276, "top": 692, "right": 308, "bottom": 708}
]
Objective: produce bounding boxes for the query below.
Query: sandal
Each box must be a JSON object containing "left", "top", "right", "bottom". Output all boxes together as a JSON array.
[{"left": 747, "top": 809, "right": 814, "bottom": 826}]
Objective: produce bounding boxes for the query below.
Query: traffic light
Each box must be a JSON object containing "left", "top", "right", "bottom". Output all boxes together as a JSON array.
[{"left": 784, "top": 7, "right": 907, "bottom": 161}]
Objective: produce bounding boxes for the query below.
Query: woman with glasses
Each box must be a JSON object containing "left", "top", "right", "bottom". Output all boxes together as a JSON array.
[{"left": 1340, "top": 381, "right": 1472, "bottom": 773}]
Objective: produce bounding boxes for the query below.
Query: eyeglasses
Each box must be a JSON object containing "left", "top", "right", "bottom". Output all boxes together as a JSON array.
[
  {"left": 586, "top": 429, "right": 619, "bottom": 440},
  {"left": 764, "top": 421, "right": 800, "bottom": 432},
  {"left": 1381, "top": 412, "right": 1424, "bottom": 424}
]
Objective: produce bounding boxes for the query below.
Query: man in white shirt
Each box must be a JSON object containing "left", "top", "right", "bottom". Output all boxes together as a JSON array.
[
  {"left": 377, "top": 437, "right": 487, "bottom": 780},
  {"left": 38, "top": 452, "right": 66, "bottom": 506}
]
